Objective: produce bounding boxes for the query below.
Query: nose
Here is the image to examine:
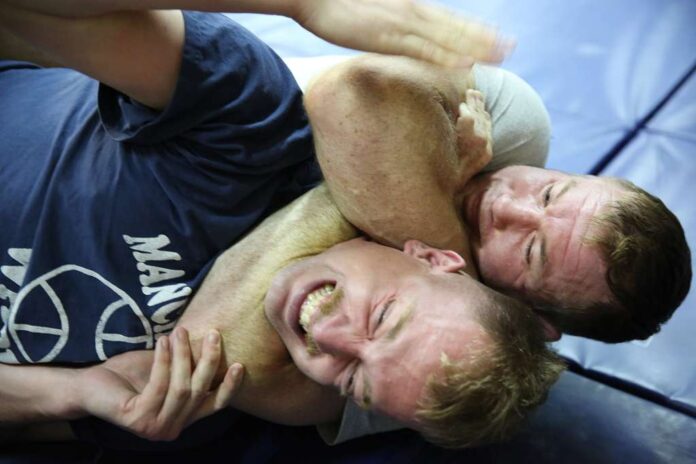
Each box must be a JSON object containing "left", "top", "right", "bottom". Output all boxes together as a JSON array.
[
  {"left": 492, "top": 195, "right": 541, "bottom": 229},
  {"left": 310, "top": 313, "right": 363, "bottom": 359}
]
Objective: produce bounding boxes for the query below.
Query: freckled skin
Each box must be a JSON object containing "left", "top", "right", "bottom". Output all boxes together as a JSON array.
[{"left": 305, "top": 55, "right": 481, "bottom": 278}]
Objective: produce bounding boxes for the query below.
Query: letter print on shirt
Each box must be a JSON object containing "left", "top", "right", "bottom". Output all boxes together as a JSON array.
[{"left": 0, "top": 235, "right": 191, "bottom": 364}]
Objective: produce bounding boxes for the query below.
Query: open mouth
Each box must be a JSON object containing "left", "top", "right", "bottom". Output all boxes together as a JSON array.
[{"left": 291, "top": 283, "right": 337, "bottom": 338}]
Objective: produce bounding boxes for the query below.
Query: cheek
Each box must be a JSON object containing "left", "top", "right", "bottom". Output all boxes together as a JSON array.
[
  {"left": 291, "top": 353, "right": 344, "bottom": 387},
  {"left": 478, "top": 238, "right": 523, "bottom": 287},
  {"left": 371, "top": 371, "right": 423, "bottom": 424}
]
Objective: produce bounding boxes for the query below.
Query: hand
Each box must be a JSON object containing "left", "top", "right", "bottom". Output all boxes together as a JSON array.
[
  {"left": 455, "top": 89, "right": 492, "bottom": 185},
  {"left": 294, "top": 0, "right": 514, "bottom": 68},
  {"left": 78, "top": 327, "right": 243, "bottom": 441}
]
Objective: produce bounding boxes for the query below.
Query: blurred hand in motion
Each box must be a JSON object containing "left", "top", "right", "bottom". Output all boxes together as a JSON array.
[
  {"left": 78, "top": 327, "right": 243, "bottom": 441},
  {"left": 294, "top": 0, "right": 514, "bottom": 68}
]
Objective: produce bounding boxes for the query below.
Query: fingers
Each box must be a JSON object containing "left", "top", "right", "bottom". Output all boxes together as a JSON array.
[
  {"left": 391, "top": 33, "right": 470, "bottom": 69},
  {"left": 139, "top": 335, "right": 171, "bottom": 414},
  {"left": 159, "top": 328, "right": 239, "bottom": 434},
  {"left": 406, "top": 2, "right": 515, "bottom": 68},
  {"left": 466, "top": 89, "right": 492, "bottom": 156},
  {"left": 190, "top": 329, "right": 222, "bottom": 398},
  {"left": 159, "top": 326, "right": 200, "bottom": 422},
  {"left": 455, "top": 89, "right": 492, "bottom": 180},
  {"left": 105, "top": 328, "right": 243, "bottom": 441},
  {"left": 190, "top": 363, "right": 244, "bottom": 424}
]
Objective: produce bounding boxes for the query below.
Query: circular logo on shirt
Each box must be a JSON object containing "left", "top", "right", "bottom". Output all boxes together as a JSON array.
[{"left": 9, "top": 264, "right": 152, "bottom": 363}]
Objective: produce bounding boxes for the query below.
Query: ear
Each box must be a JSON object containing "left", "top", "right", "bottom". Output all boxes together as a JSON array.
[{"left": 403, "top": 239, "right": 466, "bottom": 273}]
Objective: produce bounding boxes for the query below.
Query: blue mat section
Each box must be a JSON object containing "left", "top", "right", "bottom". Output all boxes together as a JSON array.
[
  {"left": 555, "top": 73, "right": 696, "bottom": 416},
  {"left": 646, "top": 66, "right": 696, "bottom": 143}
]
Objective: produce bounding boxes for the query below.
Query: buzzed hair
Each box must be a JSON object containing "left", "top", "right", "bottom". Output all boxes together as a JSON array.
[
  {"left": 415, "top": 280, "right": 565, "bottom": 448},
  {"left": 536, "top": 177, "right": 692, "bottom": 342}
]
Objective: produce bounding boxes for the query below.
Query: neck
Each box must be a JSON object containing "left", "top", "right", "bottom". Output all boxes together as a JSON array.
[{"left": 177, "top": 184, "right": 357, "bottom": 421}]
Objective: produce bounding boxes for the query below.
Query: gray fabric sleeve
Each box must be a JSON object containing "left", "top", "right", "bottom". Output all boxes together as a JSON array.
[
  {"left": 316, "top": 400, "right": 407, "bottom": 445},
  {"left": 473, "top": 64, "right": 551, "bottom": 171}
]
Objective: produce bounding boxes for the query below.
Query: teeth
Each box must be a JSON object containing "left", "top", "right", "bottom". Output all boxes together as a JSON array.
[{"left": 299, "top": 284, "right": 335, "bottom": 332}]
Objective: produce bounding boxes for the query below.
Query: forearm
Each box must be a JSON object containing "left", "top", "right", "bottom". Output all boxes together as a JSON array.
[
  {"left": 0, "top": 3, "right": 184, "bottom": 109},
  {"left": 0, "top": 363, "right": 84, "bottom": 424},
  {"left": 0, "top": 23, "right": 64, "bottom": 66},
  {"left": 306, "top": 56, "right": 478, "bottom": 269},
  {"left": 0, "top": 0, "right": 306, "bottom": 18}
]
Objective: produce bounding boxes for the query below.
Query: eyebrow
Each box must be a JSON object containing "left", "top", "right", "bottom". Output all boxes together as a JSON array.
[
  {"left": 554, "top": 179, "right": 577, "bottom": 202},
  {"left": 537, "top": 179, "right": 576, "bottom": 269},
  {"left": 387, "top": 304, "right": 414, "bottom": 340}
]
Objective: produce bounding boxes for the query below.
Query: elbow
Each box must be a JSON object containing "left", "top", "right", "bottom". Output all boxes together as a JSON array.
[{"left": 304, "top": 56, "right": 386, "bottom": 120}]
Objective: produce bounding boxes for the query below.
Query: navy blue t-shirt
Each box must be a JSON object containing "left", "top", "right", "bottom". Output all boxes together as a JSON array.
[{"left": 0, "top": 12, "right": 320, "bottom": 366}]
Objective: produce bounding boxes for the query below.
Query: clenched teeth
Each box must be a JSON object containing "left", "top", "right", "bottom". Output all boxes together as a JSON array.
[{"left": 299, "top": 284, "right": 335, "bottom": 333}]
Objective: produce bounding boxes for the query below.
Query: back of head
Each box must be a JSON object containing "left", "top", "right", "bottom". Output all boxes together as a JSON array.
[
  {"left": 537, "top": 178, "right": 692, "bottom": 342},
  {"left": 415, "top": 284, "right": 565, "bottom": 448}
]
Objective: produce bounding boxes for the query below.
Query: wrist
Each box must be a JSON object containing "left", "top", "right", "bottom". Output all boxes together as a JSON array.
[{"left": 60, "top": 367, "right": 88, "bottom": 420}]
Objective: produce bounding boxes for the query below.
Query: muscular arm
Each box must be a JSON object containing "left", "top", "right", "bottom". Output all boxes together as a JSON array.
[{"left": 305, "top": 55, "right": 490, "bottom": 276}]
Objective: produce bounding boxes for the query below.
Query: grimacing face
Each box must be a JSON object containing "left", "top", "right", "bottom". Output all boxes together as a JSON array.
[
  {"left": 264, "top": 238, "right": 491, "bottom": 425},
  {"left": 461, "top": 165, "right": 625, "bottom": 310}
]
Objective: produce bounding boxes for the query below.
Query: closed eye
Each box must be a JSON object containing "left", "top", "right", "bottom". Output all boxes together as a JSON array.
[
  {"left": 543, "top": 184, "right": 553, "bottom": 206},
  {"left": 526, "top": 235, "right": 535, "bottom": 265},
  {"left": 347, "top": 372, "right": 355, "bottom": 393},
  {"left": 342, "top": 365, "right": 357, "bottom": 397},
  {"left": 377, "top": 300, "right": 394, "bottom": 328}
]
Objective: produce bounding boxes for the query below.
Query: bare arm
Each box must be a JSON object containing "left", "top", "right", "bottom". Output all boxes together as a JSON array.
[
  {"left": 0, "top": 329, "right": 242, "bottom": 441},
  {"left": 0, "top": 363, "right": 83, "bottom": 424},
  {"left": 305, "top": 55, "right": 492, "bottom": 275},
  {"left": 0, "top": 362, "right": 81, "bottom": 443},
  {"left": 0, "top": 0, "right": 510, "bottom": 110},
  {"left": 0, "top": 24, "right": 62, "bottom": 66},
  {"left": 0, "top": 4, "right": 184, "bottom": 109}
]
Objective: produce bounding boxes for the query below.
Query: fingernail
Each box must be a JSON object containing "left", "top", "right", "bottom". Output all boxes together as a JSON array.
[
  {"left": 229, "top": 363, "right": 244, "bottom": 384},
  {"left": 208, "top": 330, "right": 219, "bottom": 344},
  {"left": 458, "top": 56, "right": 475, "bottom": 69},
  {"left": 159, "top": 335, "right": 168, "bottom": 350},
  {"left": 177, "top": 327, "right": 187, "bottom": 340},
  {"left": 496, "top": 36, "right": 517, "bottom": 56}
]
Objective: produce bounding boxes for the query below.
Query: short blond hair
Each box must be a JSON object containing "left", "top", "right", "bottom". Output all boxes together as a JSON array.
[{"left": 415, "top": 288, "right": 565, "bottom": 448}]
